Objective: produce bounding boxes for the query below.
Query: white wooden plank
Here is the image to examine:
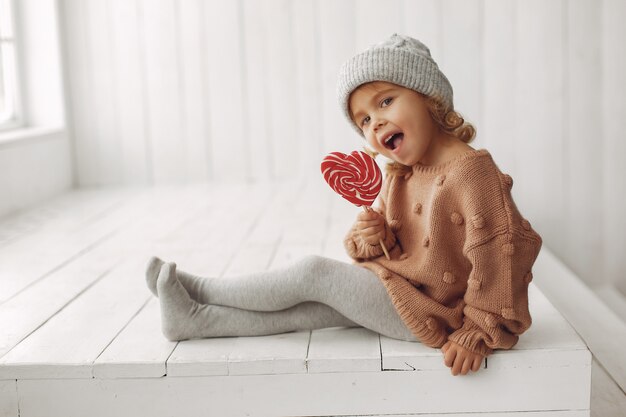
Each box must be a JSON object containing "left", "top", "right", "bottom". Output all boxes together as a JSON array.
[
  {"left": 0, "top": 245, "right": 126, "bottom": 359},
  {"left": 226, "top": 331, "right": 310, "bottom": 376},
  {"left": 241, "top": 0, "right": 272, "bottom": 181},
  {"left": 482, "top": 0, "right": 517, "bottom": 170},
  {"left": 594, "top": 284, "right": 626, "bottom": 322},
  {"left": 262, "top": 0, "right": 298, "bottom": 180},
  {"left": 0, "top": 188, "right": 151, "bottom": 303},
  {"left": 381, "top": 271, "right": 590, "bottom": 371},
  {"left": 0, "top": 379, "right": 18, "bottom": 417},
  {"left": 86, "top": 0, "right": 122, "bottom": 185},
  {"left": 513, "top": 282, "right": 588, "bottom": 350},
  {"left": 564, "top": 0, "right": 603, "bottom": 287},
  {"left": 441, "top": 0, "right": 483, "bottom": 145},
  {"left": 402, "top": 0, "right": 441, "bottom": 61},
  {"left": 343, "top": 413, "right": 587, "bottom": 417},
  {"left": 0, "top": 132, "right": 71, "bottom": 225},
  {"left": 177, "top": 0, "right": 210, "bottom": 182},
  {"left": 533, "top": 248, "right": 626, "bottom": 391},
  {"left": 514, "top": 0, "right": 565, "bottom": 243},
  {"left": 171, "top": 184, "right": 273, "bottom": 277},
  {"left": 140, "top": 0, "right": 186, "bottom": 183},
  {"left": 244, "top": 180, "right": 301, "bottom": 246},
  {"left": 354, "top": 0, "right": 403, "bottom": 52},
  {"left": 0, "top": 184, "right": 210, "bottom": 304},
  {"left": 17, "top": 367, "right": 591, "bottom": 416},
  {"left": 318, "top": 0, "right": 358, "bottom": 155},
  {"left": 0, "top": 181, "right": 597, "bottom": 416},
  {"left": 109, "top": 0, "right": 150, "bottom": 184},
  {"left": 489, "top": 349, "right": 591, "bottom": 372},
  {"left": 268, "top": 178, "right": 327, "bottom": 268},
  {"left": 324, "top": 213, "right": 357, "bottom": 259},
  {"left": 269, "top": 242, "right": 323, "bottom": 270},
  {"left": 92, "top": 299, "right": 177, "bottom": 379},
  {"left": 166, "top": 337, "right": 236, "bottom": 377},
  {"left": 0, "top": 187, "right": 208, "bottom": 354},
  {"left": 0, "top": 187, "right": 137, "bottom": 255},
  {"left": 307, "top": 327, "right": 381, "bottom": 373},
  {"left": 292, "top": 0, "right": 323, "bottom": 178},
  {"left": 92, "top": 184, "right": 276, "bottom": 379},
  {"left": 0, "top": 258, "right": 151, "bottom": 379},
  {"left": 223, "top": 243, "right": 276, "bottom": 275},
  {"left": 214, "top": 183, "right": 284, "bottom": 275},
  {"left": 381, "top": 335, "right": 446, "bottom": 371},
  {"left": 602, "top": 0, "right": 626, "bottom": 295},
  {"left": 203, "top": 0, "right": 247, "bottom": 181},
  {"left": 0, "top": 186, "right": 130, "bottom": 247},
  {"left": 591, "top": 358, "right": 626, "bottom": 417},
  {"left": 59, "top": 0, "right": 99, "bottom": 185}
]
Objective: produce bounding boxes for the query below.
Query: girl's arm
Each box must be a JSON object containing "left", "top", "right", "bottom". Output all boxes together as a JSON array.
[
  {"left": 449, "top": 220, "right": 542, "bottom": 357},
  {"left": 445, "top": 158, "right": 543, "bottom": 357}
]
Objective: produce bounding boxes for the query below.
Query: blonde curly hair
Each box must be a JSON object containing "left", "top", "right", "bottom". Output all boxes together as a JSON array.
[{"left": 362, "top": 94, "right": 476, "bottom": 177}]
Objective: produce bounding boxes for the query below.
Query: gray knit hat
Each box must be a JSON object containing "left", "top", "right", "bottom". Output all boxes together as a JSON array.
[{"left": 337, "top": 33, "right": 454, "bottom": 136}]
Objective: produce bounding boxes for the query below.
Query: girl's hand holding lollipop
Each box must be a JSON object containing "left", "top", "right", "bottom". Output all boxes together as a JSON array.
[{"left": 321, "top": 150, "right": 391, "bottom": 260}]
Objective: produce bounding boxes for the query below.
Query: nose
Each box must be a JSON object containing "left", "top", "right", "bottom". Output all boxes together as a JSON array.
[{"left": 372, "top": 116, "right": 386, "bottom": 131}]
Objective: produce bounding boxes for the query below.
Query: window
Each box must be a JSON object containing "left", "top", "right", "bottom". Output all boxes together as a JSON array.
[{"left": 0, "top": 0, "right": 20, "bottom": 130}]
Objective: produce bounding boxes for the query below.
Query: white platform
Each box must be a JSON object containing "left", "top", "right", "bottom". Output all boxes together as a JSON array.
[{"left": 0, "top": 180, "right": 592, "bottom": 416}]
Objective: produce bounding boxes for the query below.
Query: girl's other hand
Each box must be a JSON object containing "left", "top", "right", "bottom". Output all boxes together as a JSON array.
[
  {"left": 356, "top": 210, "right": 386, "bottom": 245},
  {"left": 441, "top": 340, "right": 484, "bottom": 376}
]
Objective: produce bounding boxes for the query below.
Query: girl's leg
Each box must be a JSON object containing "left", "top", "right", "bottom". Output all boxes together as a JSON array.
[
  {"left": 157, "top": 262, "right": 359, "bottom": 341},
  {"left": 152, "top": 255, "right": 418, "bottom": 342}
]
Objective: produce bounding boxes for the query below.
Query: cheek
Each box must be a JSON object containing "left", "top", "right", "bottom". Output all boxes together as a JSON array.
[{"left": 409, "top": 112, "right": 436, "bottom": 136}]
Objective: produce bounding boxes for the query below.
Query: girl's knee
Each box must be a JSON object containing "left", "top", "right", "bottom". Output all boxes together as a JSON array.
[{"left": 297, "top": 255, "right": 331, "bottom": 273}]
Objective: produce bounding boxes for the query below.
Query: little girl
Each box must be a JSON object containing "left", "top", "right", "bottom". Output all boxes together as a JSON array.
[{"left": 146, "top": 33, "right": 542, "bottom": 377}]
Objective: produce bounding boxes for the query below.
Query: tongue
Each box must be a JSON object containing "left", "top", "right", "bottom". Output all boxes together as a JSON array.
[{"left": 392, "top": 135, "right": 403, "bottom": 149}]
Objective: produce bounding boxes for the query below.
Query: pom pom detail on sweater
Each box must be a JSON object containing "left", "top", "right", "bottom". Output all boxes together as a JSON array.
[
  {"left": 425, "top": 317, "right": 438, "bottom": 330},
  {"left": 524, "top": 271, "right": 533, "bottom": 284},
  {"left": 501, "top": 308, "right": 516, "bottom": 320},
  {"left": 467, "top": 278, "right": 481, "bottom": 290},
  {"left": 413, "top": 202, "right": 422, "bottom": 214},
  {"left": 502, "top": 173, "right": 513, "bottom": 188},
  {"left": 422, "top": 236, "right": 430, "bottom": 247},
  {"left": 471, "top": 214, "right": 485, "bottom": 229},
  {"left": 443, "top": 271, "right": 456, "bottom": 284},
  {"left": 484, "top": 313, "right": 499, "bottom": 328},
  {"left": 502, "top": 243, "right": 515, "bottom": 256},
  {"left": 450, "top": 212, "right": 464, "bottom": 225},
  {"left": 435, "top": 174, "right": 446, "bottom": 186}
]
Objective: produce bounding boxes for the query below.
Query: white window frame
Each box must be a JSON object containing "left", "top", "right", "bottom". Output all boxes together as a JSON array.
[{"left": 0, "top": 0, "right": 23, "bottom": 132}]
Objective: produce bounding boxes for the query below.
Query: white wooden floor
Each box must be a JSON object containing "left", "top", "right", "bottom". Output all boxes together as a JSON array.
[{"left": 0, "top": 179, "right": 619, "bottom": 416}]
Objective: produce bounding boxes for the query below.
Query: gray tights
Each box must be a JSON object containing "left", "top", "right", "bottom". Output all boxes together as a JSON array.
[{"left": 146, "top": 254, "right": 418, "bottom": 343}]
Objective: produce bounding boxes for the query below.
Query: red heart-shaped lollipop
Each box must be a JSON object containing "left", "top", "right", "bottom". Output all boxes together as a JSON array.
[
  {"left": 320, "top": 151, "right": 382, "bottom": 207},
  {"left": 321, "top": 150, "right": 390, "bottom": 260}
]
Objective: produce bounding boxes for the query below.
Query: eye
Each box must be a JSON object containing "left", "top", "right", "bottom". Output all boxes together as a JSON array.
[
  {"left": 381, "top": 97, "right": 393, "bottom": 107},
  {"left": 361, "top": 115, "right": 370, "bottom": 127}
]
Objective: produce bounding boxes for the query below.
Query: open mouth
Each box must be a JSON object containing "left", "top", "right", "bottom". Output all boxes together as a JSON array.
[{"left": 384, "top": 132, "right": 404, "bottom": 151}]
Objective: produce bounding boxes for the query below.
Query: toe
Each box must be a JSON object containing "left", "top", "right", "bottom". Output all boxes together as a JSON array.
[{"left": 146, "top": 256, "right": 164, "bottom": 280}]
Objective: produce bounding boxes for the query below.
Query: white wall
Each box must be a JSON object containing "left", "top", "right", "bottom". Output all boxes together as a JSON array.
[
  {"left": 0, "top": 0, "right": 72, "bottom": 218},
  {"left": 58, "top": 0, "right": 626, "bottom": 295}
]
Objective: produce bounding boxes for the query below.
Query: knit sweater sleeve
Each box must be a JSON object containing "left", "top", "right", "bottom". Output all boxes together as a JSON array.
[
  {"left": 343, "top": 175, "right": 397, "bottom": 261},
  {"left": 447, "top": 166, "right": 543, "bottom": 357}
]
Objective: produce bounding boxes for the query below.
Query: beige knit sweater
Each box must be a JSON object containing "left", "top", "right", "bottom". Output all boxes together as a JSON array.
[{"left": 344, "top": 148, "right": 543, "bottom": 357}]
